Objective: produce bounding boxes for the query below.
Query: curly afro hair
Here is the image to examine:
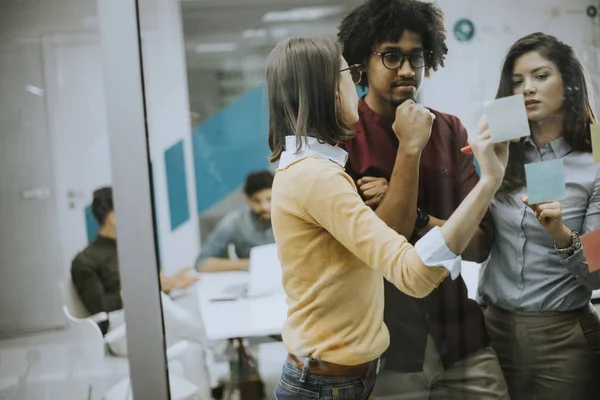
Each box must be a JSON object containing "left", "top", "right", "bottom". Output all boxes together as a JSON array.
[{"left": 338, "top": 0, "right": 448, "bottom": 86}]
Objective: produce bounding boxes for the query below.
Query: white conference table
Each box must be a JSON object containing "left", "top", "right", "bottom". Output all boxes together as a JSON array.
[
  {"left": 197, "top": 265, "right": 600, "bottom": 343},
  {"left": 196, "top": 271, "right": 288, "bottom": 341}
]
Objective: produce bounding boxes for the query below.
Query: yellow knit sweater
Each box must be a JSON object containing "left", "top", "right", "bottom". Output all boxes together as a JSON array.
[{"left": 271, "top": 156, "right": 448, "bottom": 366}]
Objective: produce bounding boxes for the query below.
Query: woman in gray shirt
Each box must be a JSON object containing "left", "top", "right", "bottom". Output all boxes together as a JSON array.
[{"left": 478, "top": 32, "right": 600, "bottom": 400}]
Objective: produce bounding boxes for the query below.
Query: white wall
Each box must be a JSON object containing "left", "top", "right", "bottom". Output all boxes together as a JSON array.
[
  {"left": 139, "top": 0, "right": 200, "bottom": 274},
  {"left": 421, "top": 0, "right": 600, "bottom": 134},
  {"left": 0, "top": 41, "right": 66, "bottom": 332},
  {"left": 0, "top": 0, "right": 96, "bottom": 332}
]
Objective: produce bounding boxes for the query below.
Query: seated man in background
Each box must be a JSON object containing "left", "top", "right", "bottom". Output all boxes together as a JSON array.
[
  {"left": 71, "top": 186, "right": 211, "bottom": 395},
  {"left": 195, "top": 170, "right": 275, "bottom": 272},
  {"left": 71, "top": 187, "right": 206, "bottom": 350}
]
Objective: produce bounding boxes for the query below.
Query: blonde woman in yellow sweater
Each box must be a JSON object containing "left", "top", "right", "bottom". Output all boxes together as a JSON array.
[{"left": 266, "top": 36, "right": 510, "bottom": 400}]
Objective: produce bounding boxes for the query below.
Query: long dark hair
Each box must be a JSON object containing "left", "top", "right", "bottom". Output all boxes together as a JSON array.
[
  {"left": 266, "top": 37, "right": 354, "bottom": 163},
  {"left": 496, "top": 32, "right": 597, "bottom": 200}
]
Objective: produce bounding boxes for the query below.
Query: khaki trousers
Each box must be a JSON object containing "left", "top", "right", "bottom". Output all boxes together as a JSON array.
[{"left": 485, "top": 303, "right": 600, "bottom": 400}]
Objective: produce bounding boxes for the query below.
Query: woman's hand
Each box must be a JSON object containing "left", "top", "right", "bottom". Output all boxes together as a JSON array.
[
  {"left": 160, "top": 267, "right": 199, "bottom": 293},
  {"left": 469, "top": 116, "right": 510, "bottom": 189},
  {"left": 521, "top": 195, "right": 572, "bottom": 247}
]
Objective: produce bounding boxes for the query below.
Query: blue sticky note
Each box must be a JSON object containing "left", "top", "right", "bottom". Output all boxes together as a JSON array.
[
  {"left": 192, "top": 84, "right": 270, "bottom": 213},
  {"left": 84, "top": 204, "right": 99, "bottom": 243},
  {"left": 165, "top": 141, "right": 190, "bottom": 231},
  {"left": 525, "top": 159, "right": 566, "bottom": 204}
]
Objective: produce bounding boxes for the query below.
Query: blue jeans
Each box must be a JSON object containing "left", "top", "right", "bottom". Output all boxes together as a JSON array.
[{"left": 272, "top": 357, "right": 380, "bottom": 400}]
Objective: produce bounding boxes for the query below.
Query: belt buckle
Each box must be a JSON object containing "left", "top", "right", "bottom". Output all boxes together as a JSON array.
[{"left": 375, "top": 357, "right": 381, "bottom": 374}]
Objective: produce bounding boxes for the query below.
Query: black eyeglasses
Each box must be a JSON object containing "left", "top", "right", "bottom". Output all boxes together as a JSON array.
[
  {"left": 340, "top": 64, "right": 363, "bottom": 85},
  {"left": 372, "top": 51, "right": 428, "bottom": 70}
]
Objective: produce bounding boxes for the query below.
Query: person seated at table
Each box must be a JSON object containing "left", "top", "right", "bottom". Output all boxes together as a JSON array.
[
  {"left": 195, "top": 170, "right": 275, "bottom": 272},
  {"left": 71, "top": 187, "right": 207, "bottom": 357}
]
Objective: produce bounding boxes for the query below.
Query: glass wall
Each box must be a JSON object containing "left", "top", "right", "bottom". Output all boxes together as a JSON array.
[
  {"left": 0, "top": 0, "right": 172, "bottom": 399},
  {"left": 2, "top": 0, "right": 599, "bottom": 399},
  {"left": 142, "top": 0, "right": 600, "bottom": 399}
]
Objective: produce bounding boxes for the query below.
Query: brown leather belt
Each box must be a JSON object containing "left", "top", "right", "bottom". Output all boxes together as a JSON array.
[{"left": 287, "top": 354, "right": 382, "bottom": 376}]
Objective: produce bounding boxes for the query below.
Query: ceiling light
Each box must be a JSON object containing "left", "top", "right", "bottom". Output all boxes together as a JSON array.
[
  {"left": 243, "top": 29, "right": 268, "bottom": 39},
  {"left": 25, "top": 85, "right": 44, "bottom": 96},
  {"left": 261, "top": 6, "right": 344, "bottom": 23},
  {"left": 194, "top": 42, "right": 238, "bottom": 53}
]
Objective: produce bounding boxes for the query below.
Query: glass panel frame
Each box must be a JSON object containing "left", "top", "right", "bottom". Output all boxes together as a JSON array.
[{"left": 97, "top": 0, "right": 171, "bottom": 398}]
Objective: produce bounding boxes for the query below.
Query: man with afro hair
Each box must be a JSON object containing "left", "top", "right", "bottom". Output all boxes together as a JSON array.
[{"left": 338, "top": 1, "right": 509, "bottom": 398}]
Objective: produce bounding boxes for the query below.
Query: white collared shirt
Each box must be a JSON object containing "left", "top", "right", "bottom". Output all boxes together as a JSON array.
[
  {"left": 278, "top": 136, "right": 348, "bottom": 169},
  {"left": 479, "top": 136, "right": 600, "bottom": 311},
  {"left": 277, "top": 135, "right": 461, "bottom": 279}
]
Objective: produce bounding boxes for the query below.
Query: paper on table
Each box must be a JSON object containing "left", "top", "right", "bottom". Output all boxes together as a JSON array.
[
  {"left": 484, "top": 94, "right": 531, "bottom": 143},
  {"left": 582, "top": 229, "right": 600, "bottom": 272},
  {"left": 591, "top": 124, "right": 600, "bottom": 164},
  {"left": 524, "top": 159, "right": 566, "bottom": 204}
]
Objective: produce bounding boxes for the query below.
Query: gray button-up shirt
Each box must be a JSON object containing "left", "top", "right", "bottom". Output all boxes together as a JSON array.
[
  {"left": 195, "top": 208, "right": 275, "bottom": 269},
  {"left": 478, "top": 136, "right": 600, "bottom": 312}
]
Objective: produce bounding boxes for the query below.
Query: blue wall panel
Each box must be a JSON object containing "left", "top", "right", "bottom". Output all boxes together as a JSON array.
[
  {"left": 191, "top": 84, "right": 371, "bottom": 214},
  {"left": 165, "top": 140, "right": 191, "bottom": 231},
  {"left": 85, "top": 204, "right": 99, "bottom": 244},
  {"left": 192, "top": 84, "right": 270, "bottom": 213}
]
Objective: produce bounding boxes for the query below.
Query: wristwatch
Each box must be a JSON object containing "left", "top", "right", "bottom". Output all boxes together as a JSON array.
[
  {"left": 554, "top": 230, "right": 581, "bottom": 256},
  {"left": 415, "top": 207, "right": 430, "bottom": 232}
]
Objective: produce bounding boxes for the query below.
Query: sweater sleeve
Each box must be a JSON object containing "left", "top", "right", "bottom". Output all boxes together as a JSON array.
[{"left": 293, "top": 163, "right": 449, "bottom": 298}]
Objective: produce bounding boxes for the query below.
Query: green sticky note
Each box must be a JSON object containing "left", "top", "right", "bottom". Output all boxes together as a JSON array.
[{"left": 525, "top": 159, "right": 566, "bottom": 204}]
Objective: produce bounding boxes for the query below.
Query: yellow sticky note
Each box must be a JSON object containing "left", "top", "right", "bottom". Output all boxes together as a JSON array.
[{"left": 592, "top": 124, "right": 600, "bottom": 164}]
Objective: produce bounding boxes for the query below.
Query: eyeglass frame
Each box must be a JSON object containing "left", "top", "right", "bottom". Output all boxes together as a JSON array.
[
  {"left": 340, "top": 64, "right": 363, "bottom": 85},
  {"left": 372, "top": 50, "right": 430, "bottom": 71}
]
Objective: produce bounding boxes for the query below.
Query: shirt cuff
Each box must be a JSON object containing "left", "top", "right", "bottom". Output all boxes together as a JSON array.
[
  {"left": 558, "top": 247, "right": 583, "bottom": 264},
  {"left": 414, "top": 226, "right": 462, "bottom": 280}
]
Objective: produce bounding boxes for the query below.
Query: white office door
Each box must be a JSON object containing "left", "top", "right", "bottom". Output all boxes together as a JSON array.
[
  {"left": 0, "top": 45, "right": 66, "bottom": 332},
  {"left": 43, "top": 33, "right": 113, "bottom": 270}
]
